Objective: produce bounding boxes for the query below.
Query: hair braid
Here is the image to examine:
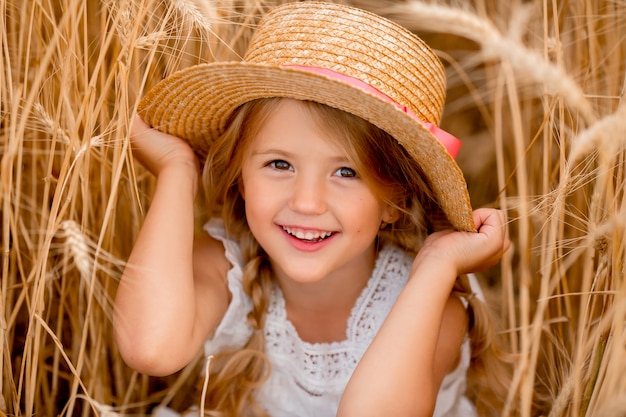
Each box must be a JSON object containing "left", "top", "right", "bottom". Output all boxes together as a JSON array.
[
  {"left": 451, "top": 276, "right": 515, "bottom": 416},
  {"left": 199, "top": 230, "right": 273, "bottom": 417}
]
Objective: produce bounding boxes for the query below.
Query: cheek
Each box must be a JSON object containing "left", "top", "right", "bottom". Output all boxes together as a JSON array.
[
  {"left": 239, "top": 163, "right": 258, "bottom": 202},
  {"left": 341, "top": 195, "right": 387, "bottom": 232},
  {"left": 241, "top": 178, "right": 272, "bottom": 223}
]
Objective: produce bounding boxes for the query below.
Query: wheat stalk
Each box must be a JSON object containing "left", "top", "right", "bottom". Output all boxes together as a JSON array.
[
  {"left": 384, "top": 1, "right": 597, "bottom": 125},
  {"left": 2, "top": 0, "right": 625, "bottom": 416}
]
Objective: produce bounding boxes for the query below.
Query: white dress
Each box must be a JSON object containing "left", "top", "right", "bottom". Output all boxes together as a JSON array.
[{"left": 156, "top": 219, "right": 477, "bottom": 417}]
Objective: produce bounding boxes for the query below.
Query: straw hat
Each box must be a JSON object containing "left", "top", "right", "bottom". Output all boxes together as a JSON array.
[{"left": 138, "top": 1, "right": 475, "bottom": 232}]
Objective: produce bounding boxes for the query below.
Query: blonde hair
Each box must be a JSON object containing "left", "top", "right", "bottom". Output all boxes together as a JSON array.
[{"left": 197, "top": 98, "right": 511, "bottom": 416}]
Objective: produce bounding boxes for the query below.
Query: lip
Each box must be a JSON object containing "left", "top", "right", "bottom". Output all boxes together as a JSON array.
[{"left": 279, "top": 224, "right": 337, "bottom": 252}]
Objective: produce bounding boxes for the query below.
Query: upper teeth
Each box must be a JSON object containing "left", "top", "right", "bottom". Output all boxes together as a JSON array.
[{"left": 283, "top": 226, "right": 332, "bottom": 240}]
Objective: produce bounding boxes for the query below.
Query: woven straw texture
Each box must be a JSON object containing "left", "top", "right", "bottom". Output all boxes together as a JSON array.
[{"left": 138, "top": 1, "right": 474, "bottom": 231}]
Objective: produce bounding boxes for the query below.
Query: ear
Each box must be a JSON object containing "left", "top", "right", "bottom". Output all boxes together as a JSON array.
[{"left": 381, "top": 205, "right": 399, "bottom": 224}]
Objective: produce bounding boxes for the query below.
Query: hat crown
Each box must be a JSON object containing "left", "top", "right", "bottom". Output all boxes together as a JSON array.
[
  {"left": 137, "top": 2, "right": 474, "bottom": 232},
  {"left": 244, "top": 2, "right": 446, "bottom": 125}
]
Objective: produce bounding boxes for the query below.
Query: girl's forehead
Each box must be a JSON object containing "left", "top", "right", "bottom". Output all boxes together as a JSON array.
[{"left": 248, "top": 99, "right": 356, "bottom": 155}]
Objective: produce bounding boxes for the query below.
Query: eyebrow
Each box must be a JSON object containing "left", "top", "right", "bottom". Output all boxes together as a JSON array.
[
  {"left": 250, "top": 148, "right": 293, "bottom": 158},
  {"left": 251, "top": 147, "right": 352, "bottom": 164}
]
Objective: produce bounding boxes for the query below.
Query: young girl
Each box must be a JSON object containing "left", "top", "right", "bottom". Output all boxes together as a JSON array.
[{"left": 114, "top": 2, "right": 510, "bottom": 417}]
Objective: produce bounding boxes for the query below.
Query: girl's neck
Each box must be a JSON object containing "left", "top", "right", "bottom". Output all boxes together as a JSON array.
[{"left": 273, "top": 243, "right": 379, "bottom": 343}]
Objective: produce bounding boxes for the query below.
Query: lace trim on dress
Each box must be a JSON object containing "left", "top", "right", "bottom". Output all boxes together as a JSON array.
[
  {"left": 202, "top": 219, "right": 474, "bottom": 417},
  {"left": 263, "top": 243, "right": 412, "bottom": 395}
]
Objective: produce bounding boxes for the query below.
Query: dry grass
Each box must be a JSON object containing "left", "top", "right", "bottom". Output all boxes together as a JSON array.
[{"left": 1, "top": 0, "right": 625, "bottom": 415}]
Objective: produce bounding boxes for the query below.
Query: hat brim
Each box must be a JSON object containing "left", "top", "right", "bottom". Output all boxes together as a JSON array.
[{"left": 138, "top": 63, "right": 475, "bottom": 232}]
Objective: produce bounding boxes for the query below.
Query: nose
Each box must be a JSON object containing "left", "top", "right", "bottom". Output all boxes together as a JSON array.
[{"left": 288, "top": 174, "right": 327, "bottom": 215}]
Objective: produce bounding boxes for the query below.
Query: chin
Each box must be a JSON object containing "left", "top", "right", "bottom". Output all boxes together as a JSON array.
[{"left": 272, "top": 262, "right": 331, "bottom": 285}]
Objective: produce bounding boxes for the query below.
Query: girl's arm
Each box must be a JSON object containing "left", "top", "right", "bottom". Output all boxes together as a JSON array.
[
  {"left": 113, "top": 116, "right": 229, "bottom": 376},
  {"left": 338, "top": 208, "right": 509, "bottom": 417}
]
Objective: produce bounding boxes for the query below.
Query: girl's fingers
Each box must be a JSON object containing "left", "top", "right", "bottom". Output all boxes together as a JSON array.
[
  {"left": 469, "top": 208, "right": 510, "bottom": 271},
  {"left": 130, "top": 114, "right": 151, "bottom": 137},
  {"left": 420, "top": 208, "right": 509, "bottom": 275},
  {"left": 129, "top": 115, "right": 198, "bottom": 176},
  {"left": 473, "top": 208, "right": 504, "bottom": 234}
]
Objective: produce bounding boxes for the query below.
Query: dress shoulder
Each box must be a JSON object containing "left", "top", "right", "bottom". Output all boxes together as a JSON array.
[{"left": 202, "top": 219, "right": 254, "bottom": 354}]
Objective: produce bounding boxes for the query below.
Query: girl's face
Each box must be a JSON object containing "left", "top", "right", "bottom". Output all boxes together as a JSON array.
[{"left": 240, "top": 99, "right": 396, "bottom": 286}]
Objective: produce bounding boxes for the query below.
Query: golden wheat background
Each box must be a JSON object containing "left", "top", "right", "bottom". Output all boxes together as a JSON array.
[{"left": 1, "top": 0, "right": 625, "bottom": 415}]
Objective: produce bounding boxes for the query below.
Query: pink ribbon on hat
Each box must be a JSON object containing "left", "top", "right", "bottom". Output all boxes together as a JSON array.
[{"left": 284, "top": 64, "right": 461, "bottom": 158}]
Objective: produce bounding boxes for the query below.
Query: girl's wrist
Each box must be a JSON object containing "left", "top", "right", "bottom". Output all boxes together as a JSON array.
[
  {"left": 410, "top": 252, "right": 459, "bottom": 286},
  {"left": 156, "top": 161, "right": 200, "bottom": 197}
]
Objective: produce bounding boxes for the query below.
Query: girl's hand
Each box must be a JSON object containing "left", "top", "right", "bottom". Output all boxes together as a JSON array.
[
  {"left": 413, "top": 208, "right": 510, "bottom": 277},
  {"left": 130, "top": 115, "right": 199, "bottom": 177}
]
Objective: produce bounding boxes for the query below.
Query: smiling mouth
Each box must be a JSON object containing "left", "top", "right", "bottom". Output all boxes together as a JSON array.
[{"left": 282, "top": 226, "right": 334, "bottom": 242}]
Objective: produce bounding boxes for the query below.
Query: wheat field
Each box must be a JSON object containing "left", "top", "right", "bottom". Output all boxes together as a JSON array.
[{"left": 1, "top": 0, "right": 625, "bottom": 416}]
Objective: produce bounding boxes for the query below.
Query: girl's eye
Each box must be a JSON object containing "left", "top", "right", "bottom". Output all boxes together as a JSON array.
[
  {"left": 268, "top": 160, "right": 292, "bottom": 170},
  {"left": 335, "top": 167, "right": 357, "bottom": 178}
]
